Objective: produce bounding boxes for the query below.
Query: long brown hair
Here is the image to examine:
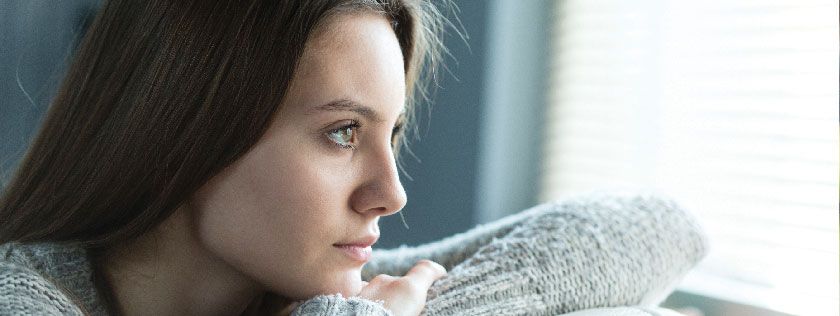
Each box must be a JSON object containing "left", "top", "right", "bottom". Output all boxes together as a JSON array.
[{"left": 0, "top": 0, "right": 446, "bottom": 250}]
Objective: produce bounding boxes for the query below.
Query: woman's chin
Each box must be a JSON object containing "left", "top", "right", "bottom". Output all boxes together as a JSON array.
[
  {"left": 333, "top": 269, "right": 365, "bottom": 297},
  {"left": 309, "top": 268, "right": 364, "bottom": 298},
  {"left": 272, "top": 268, "right": 364, "bottom": 301}
]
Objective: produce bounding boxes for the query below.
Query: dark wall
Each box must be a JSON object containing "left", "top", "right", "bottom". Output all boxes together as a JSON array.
[{"left": 378, "top": 1, "right": 489, "bottom": 248}]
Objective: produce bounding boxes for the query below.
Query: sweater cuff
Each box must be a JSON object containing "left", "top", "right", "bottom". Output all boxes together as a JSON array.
[{"left": 292, "top": 293, "right": 393, "bottom": 316}]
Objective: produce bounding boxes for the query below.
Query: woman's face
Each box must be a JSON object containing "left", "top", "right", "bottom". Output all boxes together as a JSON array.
[{"left": 189, "top": 13, "right": 407, "bottom": 300}]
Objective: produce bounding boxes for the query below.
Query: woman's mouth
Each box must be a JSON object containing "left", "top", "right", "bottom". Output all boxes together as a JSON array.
[{"left": 333, "top": 244, "right": 372, "bottom": 262}]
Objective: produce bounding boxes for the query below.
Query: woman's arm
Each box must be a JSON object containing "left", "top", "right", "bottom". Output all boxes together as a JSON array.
[{"left": 365, "top": 192, "right": 708, "bottom": 315}]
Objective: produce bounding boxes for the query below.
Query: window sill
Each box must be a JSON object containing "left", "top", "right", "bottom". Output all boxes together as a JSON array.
[{"left": 662, "top": 269, "right": 836, "bottom": 316}]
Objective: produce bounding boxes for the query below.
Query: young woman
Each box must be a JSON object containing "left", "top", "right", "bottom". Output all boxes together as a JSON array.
[
  {"left": 0, "top": 0, "right": 451, "bottom": 314},
  {"left": 0, "top": 0, "right": 708, "bottom": 315}
]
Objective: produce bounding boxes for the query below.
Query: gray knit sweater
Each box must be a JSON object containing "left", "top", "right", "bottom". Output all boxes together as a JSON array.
[{"left": 0, "top": 192, "right": 708, "bottom": 315}]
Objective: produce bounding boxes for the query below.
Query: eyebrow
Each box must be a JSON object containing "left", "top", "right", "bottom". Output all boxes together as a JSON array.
[{"left": 307, "top": 98, "right": 399, "bottom": 123}]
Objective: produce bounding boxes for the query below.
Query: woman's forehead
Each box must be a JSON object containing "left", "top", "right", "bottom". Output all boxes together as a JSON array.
[
  {"left": 298, "top": 13, "right": 403, "bottom": 74},
  {"left": 283, "top": 13, "right": 407, "bottom": 118}
]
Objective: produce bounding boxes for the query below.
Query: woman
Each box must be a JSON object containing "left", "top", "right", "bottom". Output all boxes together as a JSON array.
[
  {"left": 1, "top": 0, "right": 450, "bottom": 314},
  {"left": 0, "top": 0, "right": 708, "bottom": 315}
]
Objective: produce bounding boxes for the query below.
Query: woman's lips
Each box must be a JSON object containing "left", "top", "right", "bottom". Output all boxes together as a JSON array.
[{"left": 333, "top": 244, "right": 372, "bottom": 262}]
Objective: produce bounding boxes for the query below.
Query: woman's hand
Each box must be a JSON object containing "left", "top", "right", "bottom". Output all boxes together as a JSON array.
[{"left": 357, "top": 259, "right": 447, "bottom": 316}]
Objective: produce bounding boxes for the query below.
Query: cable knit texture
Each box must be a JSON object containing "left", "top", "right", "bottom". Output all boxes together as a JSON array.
[
  {"left": 0, "top": 192, "right": 708, "bottom": 315},
  {"left": 292, "top": 294, "right": 391, "bottom": 316}
]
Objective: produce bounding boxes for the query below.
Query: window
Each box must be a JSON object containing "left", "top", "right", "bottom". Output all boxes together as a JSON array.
[{"left": 540, "top": 0, "right": 839, "bottom": 315}]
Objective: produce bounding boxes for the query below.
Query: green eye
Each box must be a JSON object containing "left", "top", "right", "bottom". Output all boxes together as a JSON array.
[{"left": 328, "top": 123, "right": 358, "bottom": 149}]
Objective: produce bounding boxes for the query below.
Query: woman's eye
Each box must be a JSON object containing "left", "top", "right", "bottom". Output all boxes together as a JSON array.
[{"left": 327, "top": 123, "right": 358, "bottom": 149}]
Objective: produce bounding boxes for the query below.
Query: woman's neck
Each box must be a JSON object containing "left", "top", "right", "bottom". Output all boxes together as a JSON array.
[{"left": 101, "top": 206, "right": 265, "bottom": 316}]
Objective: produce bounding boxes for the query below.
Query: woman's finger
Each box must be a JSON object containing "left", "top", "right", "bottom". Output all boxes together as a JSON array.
[{"left": 403, "top": 260, "right": 447, "bottom": 289}]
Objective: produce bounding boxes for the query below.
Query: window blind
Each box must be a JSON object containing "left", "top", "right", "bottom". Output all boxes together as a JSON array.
[{"left": 540, "top": 0, "right": 839, "bottom": 315}]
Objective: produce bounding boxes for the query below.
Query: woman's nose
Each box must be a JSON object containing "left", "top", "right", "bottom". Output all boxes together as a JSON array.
[{"left": 350, "top": 145, "right": 407, "bottom": 217}]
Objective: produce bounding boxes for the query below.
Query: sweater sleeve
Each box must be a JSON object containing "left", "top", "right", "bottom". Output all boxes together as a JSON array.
[
  {"left": 0, "top": 263, "right": 85, "bottom": 315},
  {"left": 422, "top": 192, "right": 708, "bottom": 315},
  {"left": 367, "top": 192, "right": 708, "bottom": 316}
]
